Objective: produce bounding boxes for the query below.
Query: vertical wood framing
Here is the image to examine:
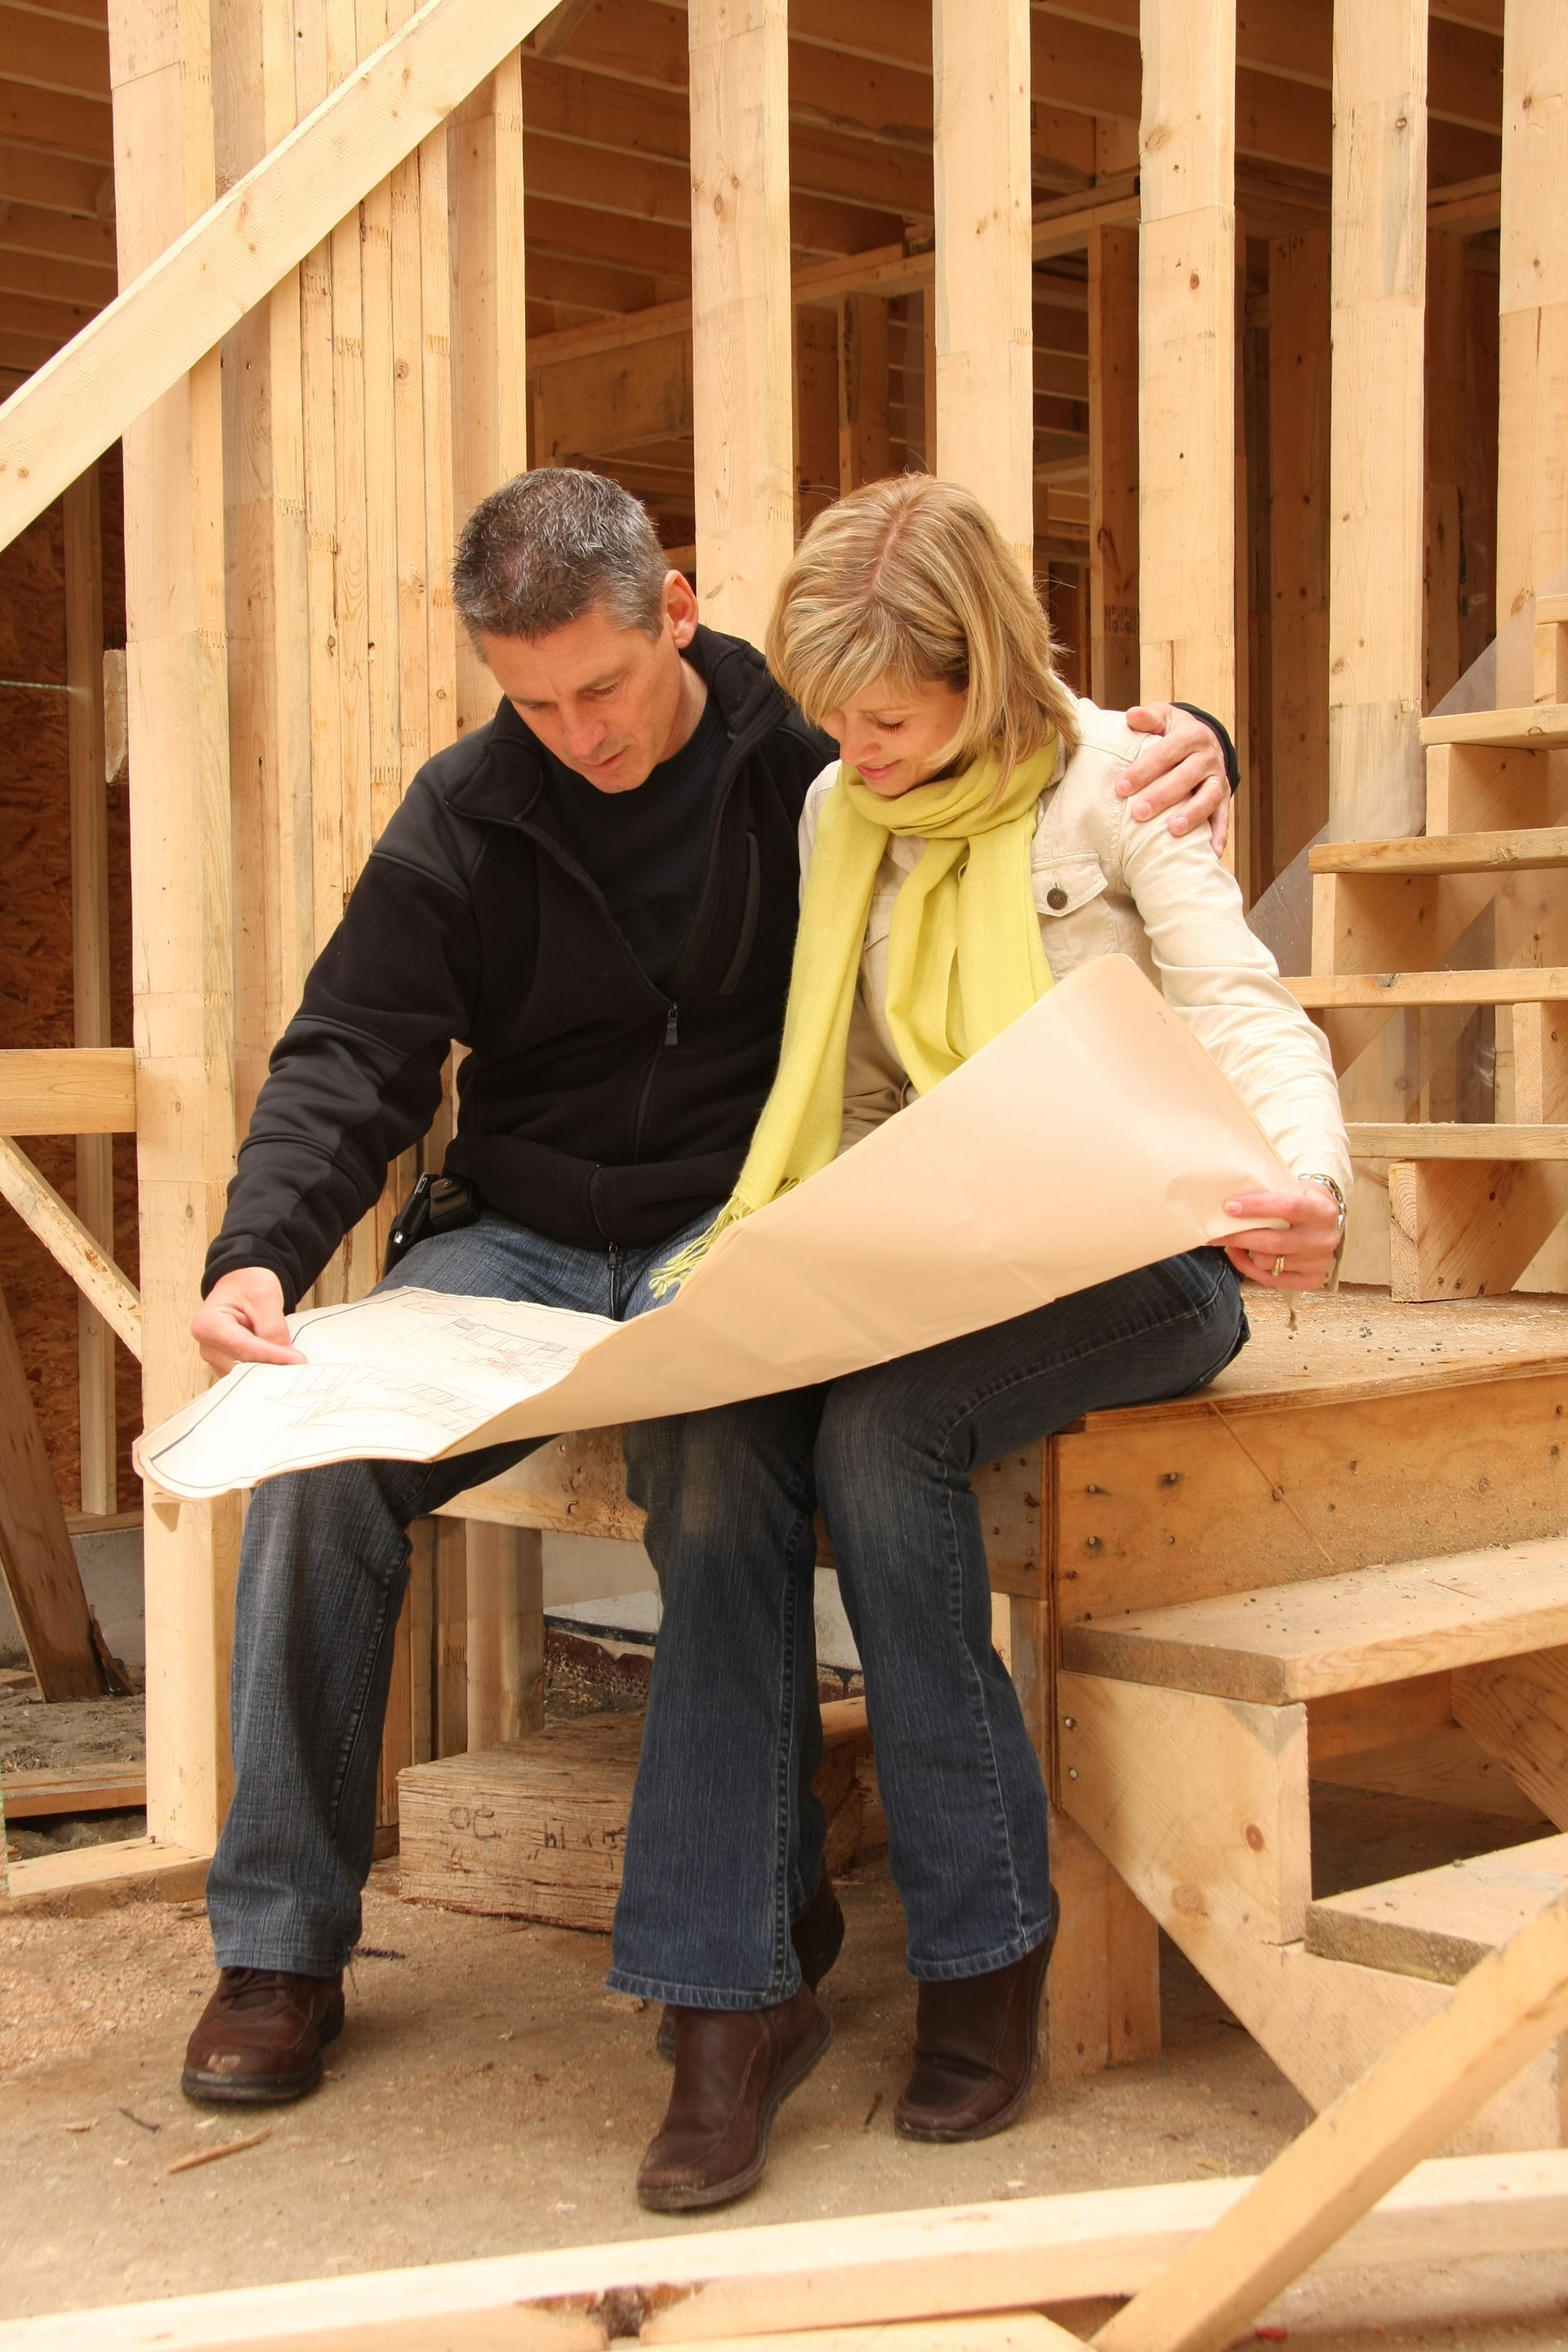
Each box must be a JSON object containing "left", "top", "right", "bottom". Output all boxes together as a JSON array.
[
  {"left": 449, "top": 58, "right": 528, "bottom": 737},
  {"left": 0, "top": 1283, "right": 107, "bottom": 1700},
  {"left": 1138, "top": 0, "right": 1236, "bottom": 731},
  {"left": 109, "top": 0, "right": 240, "bottom": 1848},
  {"left": 1496, "top": 1, "right": 1568, "bottom": 693},
  {"left": 1327, "top": 0, "right": 1428, "bottom": 844},
  {"left": 1267, "top": 232, "right": 1330, "bottom": 872},
  {"left": 63, "top": 466, "right": 116, "bottom": 1516},
  {"left": 689, "top": 0, "right": 794, "bottom": 645},
  {"left": 932, "top": 0, "right": 1034, "bottom": 572},
  {"left": 838, "top": 293, "right": 891, "bottom": 493},
  {"left": 1088, "top": 224, "right": 1139, "bottom": 710},
  {"left": 466, "top": 1524, "right": 546, "bottom": 1748},
  {"left": 794, "top": 304, "right": 839, "bottom": 535}
]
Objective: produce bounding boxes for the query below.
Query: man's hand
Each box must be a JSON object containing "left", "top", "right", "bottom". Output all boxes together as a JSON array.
[
  {"left": 1120, "top": 703, "right": 1232, "bottom": 855},
  {"left": 192, "top": 1267, "right": 305, "bottom": 1375}
]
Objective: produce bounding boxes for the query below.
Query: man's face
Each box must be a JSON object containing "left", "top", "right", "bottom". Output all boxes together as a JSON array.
[{"left": 479, "top": 572, "right": 701, "bottom": 794}]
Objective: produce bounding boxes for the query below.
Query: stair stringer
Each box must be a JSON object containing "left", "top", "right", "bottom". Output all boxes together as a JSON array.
[{"left": 1058, "top": 1668, "right": 1568, "bottom": 2151}]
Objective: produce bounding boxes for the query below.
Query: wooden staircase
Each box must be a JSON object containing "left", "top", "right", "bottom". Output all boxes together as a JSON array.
[
  {"left": 1056, "top": 1370, "right": 1568, "bottom": 2149},
  {"left": 1290, "top": 597, "right": 1568, "bottom": 1302}
]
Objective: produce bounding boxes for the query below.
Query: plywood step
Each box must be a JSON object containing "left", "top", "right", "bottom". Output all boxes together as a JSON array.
[
  {"left": 1305, "top": 1834, "right": 1568, "bottom": 1984},
  {"left": 1347, "top": 1125, "right": 1568, "bottom": 1160},
  {"left": 1058, "top": 1538, "right": 1568, "bottom": 1704},
  {"left": 1419, "top": 706, "right": 1568, "bottom": 751},
  {"left": 1312, "top": 829, "right": 1568, "bottom": 877},
  {"left": 1290, "top": 969, "right": 1568, "bottom": 1010}
]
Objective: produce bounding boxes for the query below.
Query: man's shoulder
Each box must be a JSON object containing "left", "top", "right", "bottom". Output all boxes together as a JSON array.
[{"left": 369, "top": 725, "right": 502, "bottom": 895}]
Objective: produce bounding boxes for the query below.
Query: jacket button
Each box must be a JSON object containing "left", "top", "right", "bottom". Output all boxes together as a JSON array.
[{"left": 1045, "top": 885, "right": 1069, "bottom": 910}]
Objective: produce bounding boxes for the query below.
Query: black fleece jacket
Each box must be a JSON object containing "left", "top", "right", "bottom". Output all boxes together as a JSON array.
[
  {"left": 203, "top": 638, "right": 1239, "bottom": 1312},
  {"left": 203, "top": 628, "right": 831, "bottom": 1310}
]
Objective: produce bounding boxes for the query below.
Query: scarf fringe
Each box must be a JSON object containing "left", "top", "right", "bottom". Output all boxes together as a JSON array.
[{"left": 648, "top": 1179, "right": 807, "bottom": 1299}]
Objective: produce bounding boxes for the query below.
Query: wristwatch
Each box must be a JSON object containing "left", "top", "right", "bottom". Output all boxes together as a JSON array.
[{"left": 1298, "top": 1173, "right": 1348, "bottom": 1290}]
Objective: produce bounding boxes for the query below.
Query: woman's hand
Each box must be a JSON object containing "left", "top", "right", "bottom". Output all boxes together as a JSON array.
[{"left": 1222, "top": 1183, "right": 1343, "bottom": 1293}]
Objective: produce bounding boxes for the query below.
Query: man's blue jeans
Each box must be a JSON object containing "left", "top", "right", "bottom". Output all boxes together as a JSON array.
[
  {"left": 205, "top": 1207, "right": 723, "bottom": 1976},
  {"left": 608, "top": 1249, "right": 1247, "bottom": 2009}
]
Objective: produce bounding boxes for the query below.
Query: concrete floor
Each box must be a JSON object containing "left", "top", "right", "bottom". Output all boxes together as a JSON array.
[{"left": 5, "top": 1847, "right": 1568, "bottom": 2343}]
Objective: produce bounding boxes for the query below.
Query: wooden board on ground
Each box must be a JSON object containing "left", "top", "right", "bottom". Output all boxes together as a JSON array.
[
  {"left": 1306, "top": 1834, "right": 1568, "bottom": 1984},
  {"left": 1061, "top": 1541, "right": 1568, "bottom": 1704},
  {"left": 0, "top": 1764, "right": 145, "bottom": 1820},
  {"left": 398, "top": 1712, "right": 882, "bottom": 1929}
]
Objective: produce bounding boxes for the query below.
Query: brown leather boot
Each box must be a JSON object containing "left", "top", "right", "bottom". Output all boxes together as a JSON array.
[
  {"left": 893, "top": 1931, "right": 1055, "bottom": 2143},
  {"left": 654, "top": 1873, "right": 844, "bottom": 2062},
  {"left": 637, "top": 1985, "right": 831, "bottom": 2212},
  {"left": 181, "top": 1968, "right": 345, "bottom": 2105}
]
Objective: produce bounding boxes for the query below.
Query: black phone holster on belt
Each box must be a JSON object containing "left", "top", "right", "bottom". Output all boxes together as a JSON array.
[{"left": 382, "top": 1171, "right": 481, "bottom": 1276}]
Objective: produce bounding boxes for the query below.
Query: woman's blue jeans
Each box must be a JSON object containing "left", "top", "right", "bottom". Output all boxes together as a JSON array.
[{"left": 608, "top": 1248, "right": 1247, "bottom": 2008}]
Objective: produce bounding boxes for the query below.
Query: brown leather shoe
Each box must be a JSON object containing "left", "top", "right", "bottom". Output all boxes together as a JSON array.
[
  {"left": 181, "top": 1968, "right": 345, "bottom": 2105},
  {"left": 893, "top": 1931, "right": 1055, "bottom": 2143},
  {"left": 655, "top": 1873, "right": 844, "bottom": 2061},
  {"left": 637, "top": 1985, "right": 832, "bottom": 2212}
]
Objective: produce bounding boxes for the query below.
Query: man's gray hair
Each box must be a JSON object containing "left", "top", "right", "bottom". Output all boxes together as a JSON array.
[{"left": 452, "top": 468, "right": 670, "bottom": 644}]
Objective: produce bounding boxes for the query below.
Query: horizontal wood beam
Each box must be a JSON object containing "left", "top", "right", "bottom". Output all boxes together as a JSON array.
[
  {"left": 0, "top": 1134, "right": 140, "bottom": 1354},
  {"left": 0, "top": 140, "right": 114, "bottom": 219},
  {"left": 24, "top": 2149, "right": 1568, "bottom": 2343},
  {"left": 0, "top": 0, "right": 561, "bottom": 553},
  {"left": 0, "top": 4, "right": 111, "bottom": 100},
  {"left": 0, "top": 200, "right": 118, "bottom": 270},
  {"left": 0, "top": 1047, "right": 136, "bottom": 1133},
  {"left": 0, "top": 81, "right": 111, "bottom": 163}
]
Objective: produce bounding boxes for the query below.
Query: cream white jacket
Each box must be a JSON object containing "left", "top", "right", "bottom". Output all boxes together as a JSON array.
[{"left": 800, "top": 698, "right": 1352, "bottom": 1196}]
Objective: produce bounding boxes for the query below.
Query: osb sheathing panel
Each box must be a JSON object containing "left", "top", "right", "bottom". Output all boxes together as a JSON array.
[{"left": 0, "top": 460, "right": 138, "bottom": 1512}]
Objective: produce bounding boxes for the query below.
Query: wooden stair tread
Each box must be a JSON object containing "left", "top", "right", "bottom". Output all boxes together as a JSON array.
[
  {"left": 1305, "top": 1834, "right": 1568, "bottom": 1984},
  {"left": 1419, "top": 705, "right": 1568, "bottom": 750},
  {"left": 1347, "top": 1125, "right": 1568, "bottom": 1160},
  {"left": 1535, "top": 595, "right": 1568, "bottom": 629},
  {"left": 1312, "top": 829, "right": 1568, "bottom": 877},
  {"left": 1058, "top": 1538, "right": 1568, "bottom": 1704},
  {"left": 1290, "top": 969, "right": 1568, "bottom": 1010}
]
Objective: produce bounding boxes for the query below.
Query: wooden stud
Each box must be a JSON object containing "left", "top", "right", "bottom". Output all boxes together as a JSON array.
[
  {"left": 837, "top": 292, "right": 891, "bottom": 493},
  {"left": 0, "top": 1281, "right": 109, "bottom": 1700},
  {"left": 688, "top": 0, "right": 794, "bottom": 647},
  {"left": 62, "top": 462, "right": 115, "bottom": 1513},
  {"left": 448, "top": 54, "right": 528, "bottom": 736},
  {"left": 1495, "top": 0, "right": 1568, "bottom": 689},
  {"left": 108, "top": 0, "right": 242, "bottom": 1854},
  {"left": 1454, "top": 1650, "right": 1568, "bottom": 1829},
  {"left": 1267, "top": 229, "right": 1330, "bottom": 872},
  {"left": 1424, "top": 225, "right": 1467, "bottom": 710},
  {"left": 465, "top": 1522, "right": 546, "bottom": 1748},
  {"left": 0, "top": 1049, "right": 136, "bottom": 1134},
  {"left": 1138, "top": 0, "right": 1236, "bottom": 730},
  {"left": 1327, "top": 0, "right": 1428, "bottom": 844},
  {"left": 1087, "top": 223, "right": 1138, "bottom": 710},
  {"left": 794, "top": 303, "right": 839, "bottom": 535},
  {"left": 932, "top": 0, "right": 1033, "bottom": 572}
]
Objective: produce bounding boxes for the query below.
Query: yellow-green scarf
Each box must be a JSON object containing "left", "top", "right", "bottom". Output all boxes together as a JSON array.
[{"left": 652, "top": 742, "right": 1057, "bottom": 1294}]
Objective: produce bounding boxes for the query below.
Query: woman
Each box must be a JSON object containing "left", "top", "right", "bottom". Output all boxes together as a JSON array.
[{"left": 608, "top": 475, "right": 1349, "bottom": 2212}]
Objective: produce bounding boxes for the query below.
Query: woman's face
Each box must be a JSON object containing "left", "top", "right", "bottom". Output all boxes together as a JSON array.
[{"left": 819, "top": 672, "right": 969, "bottom": 799}]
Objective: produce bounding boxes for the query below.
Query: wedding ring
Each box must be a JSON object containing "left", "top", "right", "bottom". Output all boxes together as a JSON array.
[{"left": 1272, "top": 1254, "right": 1286, "bottom": 1278}]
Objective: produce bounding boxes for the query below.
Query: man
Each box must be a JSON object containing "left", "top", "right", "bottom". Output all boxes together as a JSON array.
[{"left": 182, "top": 466, "right": 1236, "bottom": 2106}]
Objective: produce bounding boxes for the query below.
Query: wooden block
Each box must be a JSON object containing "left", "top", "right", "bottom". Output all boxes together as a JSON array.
[
  {"left": 1061, "top": 1539, "right": 1568, "bottom": 1706},
  {"left": 399, "top": 1715, "right": 874, "bottom": 1929},
  {"left": 1388, "top": 1157, "right": 1568, "bottom": 1301},
  {"left": 1535, "top": 618, "right": 1568, "bottom": 707},
  {"left": 1, "top": 1838, "right": 207, "bottom": 1915},
  {"left": 1512, "top": 1004, "right": 1568, "bottom": 1125},
  {"left": 1045, "top": 1802, "right": 1160, "bottom": 2082},
  {"left": 0, "top": 1282, "right": 109, "bottom": 1699},
  {"left": 0, "top": 1048, "right": 136, "bottom": 1136},
  {"left": 1306, "top": 1836, "right": 1568, "bottom": 1985},
  {"left": 1454, "top": 1648, "right": 1568, "bottom": 1830},
  {"left": 465, "top": 1522, "right": 545, "bottom": 1750}
]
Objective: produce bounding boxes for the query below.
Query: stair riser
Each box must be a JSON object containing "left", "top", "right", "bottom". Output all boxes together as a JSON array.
[{"left": 1052, "top": 1366, "right": 1568, "bottom": 1628}]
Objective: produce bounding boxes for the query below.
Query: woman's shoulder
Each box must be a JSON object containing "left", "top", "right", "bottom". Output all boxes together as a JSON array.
[
  {"left": 1036, "top": 697, "right": 1141, "bottom": 848},
  {"left": 1063, "top": 695, "right": 1141, "bottom": 776},
  {"left": 798, "top": 759, "right": 844, "bottom": 861}
]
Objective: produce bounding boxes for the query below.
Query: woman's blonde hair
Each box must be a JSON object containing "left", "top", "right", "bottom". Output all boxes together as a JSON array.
[{"left": 765, "top": 474, "right": 1080, "bottom": 783}]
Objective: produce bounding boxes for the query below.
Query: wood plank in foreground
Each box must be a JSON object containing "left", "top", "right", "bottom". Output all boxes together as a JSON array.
[
  {"left": 3, "top": 2154, "right": 1568, "bottom": 2349},
  {"left": 0, "top": 1764, "right": 146, "bottom": 1819},
  {"left": 0, "top": 1047, "right": 136, "bottom": 1134},
  {"left": 1312, "top": 827, "right": 1568, "bottom": 875},
  {"left": 1289, "top": 968, "right": 1568, "bottom": 1009},
  {"left": 1419, "top": 704, "right": 1568, "bottom": 749},
  {"left": 1348, "top": 1123, "right": 1568, "bottom": 1159}
]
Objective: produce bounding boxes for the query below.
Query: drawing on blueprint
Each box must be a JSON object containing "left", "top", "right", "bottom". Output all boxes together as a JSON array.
[{"left": 274, "top": 1363, "right": 475, "bottom": 1437}]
